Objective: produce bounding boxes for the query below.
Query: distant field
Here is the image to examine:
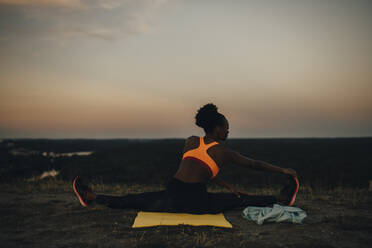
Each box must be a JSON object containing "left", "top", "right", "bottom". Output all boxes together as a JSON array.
[{"left": 1, "top": 138, "right": 371, "bottom": 188}]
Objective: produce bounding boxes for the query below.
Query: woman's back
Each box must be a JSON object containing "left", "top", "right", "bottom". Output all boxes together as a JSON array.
[{"left": 174, "top": 136, "right": 226, "bottom": 183}]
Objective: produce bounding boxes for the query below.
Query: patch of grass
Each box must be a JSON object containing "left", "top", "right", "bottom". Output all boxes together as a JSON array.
[
  {"left": 0, "top": 178, "right": 72, "bottom": 193},
  {"left": 0, "top": 178, "right": 166, "bottom": 195}
]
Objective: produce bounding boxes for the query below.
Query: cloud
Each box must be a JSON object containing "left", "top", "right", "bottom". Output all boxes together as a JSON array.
[
  {"left": 0, "top": 0, "right": 82, "bottom": 8},
  {"left": 0, "top": 0, "right": 169, "bottom": 42},
  {"left": 98, "top": 0, "right": 123, "bottom": 10},
  {"left": 64, "top": 27, "right": 116, "bottom": 41}
]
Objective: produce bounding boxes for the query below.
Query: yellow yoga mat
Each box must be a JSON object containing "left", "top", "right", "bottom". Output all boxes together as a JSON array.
[{"left": 132, "top": 211, "right": 232, "bottom": 228}]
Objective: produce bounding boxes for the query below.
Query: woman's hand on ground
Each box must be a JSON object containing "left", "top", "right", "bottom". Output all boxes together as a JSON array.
[{"left": 282, "top": 168, "right": 297, "bottom": 177}]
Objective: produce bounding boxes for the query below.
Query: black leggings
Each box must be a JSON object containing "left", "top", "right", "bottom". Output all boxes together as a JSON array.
[{"left": 96, "top": 178, "right": 277, "bottom": 214}]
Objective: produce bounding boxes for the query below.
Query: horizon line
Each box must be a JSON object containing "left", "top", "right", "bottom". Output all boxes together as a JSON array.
[{"left": 1, "top": 136, "right": 371, "bottom": 140}]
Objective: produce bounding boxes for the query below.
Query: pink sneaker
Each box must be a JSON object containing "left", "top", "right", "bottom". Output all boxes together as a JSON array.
[
  {"left": 72, "top": 176, "right": 94, "bottom": 207},
  {"left": 280, "top": 175, "right": 299, "bottom": 206}
]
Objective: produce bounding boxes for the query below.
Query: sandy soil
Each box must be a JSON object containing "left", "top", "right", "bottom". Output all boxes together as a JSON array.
[{"left": 1, "top": 190, "right": 372, "bottom": 248}]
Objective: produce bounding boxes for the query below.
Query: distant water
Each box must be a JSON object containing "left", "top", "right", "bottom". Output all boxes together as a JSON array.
[{"left": 41, "top": 151, "right": 94, "bottom": 157}]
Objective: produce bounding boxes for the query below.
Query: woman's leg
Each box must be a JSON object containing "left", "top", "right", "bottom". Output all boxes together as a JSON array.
[
  {"left": 206, "top": 176, "right": 299, "bottom": 213},
  {"left": 95, "top": 191, "right": 169, "bottom": 211},
  {"left": 206, "top": 192, "right": 277, "bottom": 214},
  {"left": 73, "top": 176, "right": 277, "bottom": 214},
  {"left": 73, "top": 176, "right": 171, "bottom": 211}
]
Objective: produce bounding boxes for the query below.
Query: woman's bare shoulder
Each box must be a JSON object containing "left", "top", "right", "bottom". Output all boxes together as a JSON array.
[{"left": 183, "top": 136, "right": 200, "bottom": 152}]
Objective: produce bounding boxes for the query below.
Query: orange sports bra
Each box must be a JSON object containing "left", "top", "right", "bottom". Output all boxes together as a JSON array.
[{"left": 182, "top": 136, "right": 220, "bottom": 178}]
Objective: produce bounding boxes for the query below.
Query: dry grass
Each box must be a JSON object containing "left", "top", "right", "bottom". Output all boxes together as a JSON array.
[{"left": 1, "top": 179, "right": 371, "bottom": 248}]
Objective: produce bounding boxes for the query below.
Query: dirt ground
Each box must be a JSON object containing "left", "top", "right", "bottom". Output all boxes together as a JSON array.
[{"left": 1, "top": 188, "right": 372, "bottom": 248}]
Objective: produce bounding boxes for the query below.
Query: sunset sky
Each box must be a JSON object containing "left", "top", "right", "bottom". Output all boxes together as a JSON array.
[{"left": 1, "top": 0, "right": 371, "bottom": 138}]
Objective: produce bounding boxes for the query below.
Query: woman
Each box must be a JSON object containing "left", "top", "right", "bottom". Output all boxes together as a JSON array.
[{"left": 73, "top": 103, "right": 299, "bottom": 214}]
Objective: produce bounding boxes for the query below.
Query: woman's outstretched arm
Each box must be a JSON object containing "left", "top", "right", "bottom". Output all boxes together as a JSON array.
[{"left": 224, "top": 149, "right": 297, "bottom": 177}]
